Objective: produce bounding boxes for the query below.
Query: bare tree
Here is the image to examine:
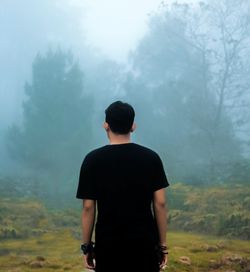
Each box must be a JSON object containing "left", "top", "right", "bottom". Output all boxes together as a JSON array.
[
  {"left": 187, "top": 0, "right": 250, "bottom": 153},
  {"left": 157, "top": 0, "right": 250, "bottom": 182}
]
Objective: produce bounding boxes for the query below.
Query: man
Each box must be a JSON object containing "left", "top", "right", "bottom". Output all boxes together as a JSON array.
[{"left": 76, "top": 101, "right": 169, "bottom": 272}]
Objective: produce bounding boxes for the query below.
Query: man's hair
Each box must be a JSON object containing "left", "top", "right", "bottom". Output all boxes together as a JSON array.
[{"left": 105, "top": 101, "right": 135, "bottom": 134}]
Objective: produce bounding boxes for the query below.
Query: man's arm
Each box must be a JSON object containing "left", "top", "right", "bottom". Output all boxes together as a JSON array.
[
  {"left": 81, "top": 199, "right": 96, "bottom": 270},
  {"left": 153, "top": 188, "right": 168, "bottom": 268},
  {"left": 153, "top": 188, "right": 167, "bottom": 246},
  {"left": 82, "top": 199, "right": 96, "bottom": 244}
]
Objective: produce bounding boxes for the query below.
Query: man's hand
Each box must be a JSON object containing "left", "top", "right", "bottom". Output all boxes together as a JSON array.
[
  {"left": 83, "top": 252, "right": 96, "bottom": 270},
  {"left": 157, "top": 244, "right": 168, "bottom": 271},
  {"left": 159, "top": 254, "right": 168, "bottom": 270}
]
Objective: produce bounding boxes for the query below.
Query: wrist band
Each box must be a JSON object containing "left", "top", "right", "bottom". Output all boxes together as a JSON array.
[
  {"left": 157, "top": 244, "right": 169, "bottom": 255},
  {"left": 81, "top": 241, "right": 95, "bottom": 255}
]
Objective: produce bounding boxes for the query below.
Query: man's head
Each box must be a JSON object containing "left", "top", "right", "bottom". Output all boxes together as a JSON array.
[{"left": 104, "top": 101, "right": 135, "bottom": 135}]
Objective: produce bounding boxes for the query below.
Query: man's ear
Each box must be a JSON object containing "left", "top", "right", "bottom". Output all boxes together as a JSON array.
[
  {"left": 103, "top": 122, "right": 110, "bottom": 131},
  {"left": 130, "top": 123, "right": 136, "bottom": 132}
]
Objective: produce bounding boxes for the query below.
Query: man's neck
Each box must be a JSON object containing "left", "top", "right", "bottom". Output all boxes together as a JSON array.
[{"left": 109, "top": 133, "right": 131, "bottom": 145}]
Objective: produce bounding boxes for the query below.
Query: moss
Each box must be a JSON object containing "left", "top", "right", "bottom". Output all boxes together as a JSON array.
[{"left": 0, "top": 230, "right": 249, "bottom": 272}]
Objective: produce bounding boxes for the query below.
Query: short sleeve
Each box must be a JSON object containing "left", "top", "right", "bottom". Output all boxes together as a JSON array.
[
  {"left": 151, "top": 154, "right": 170, "bottom": 192},
  {"left": 76, "top": 154, "right": 97, "bottom": 200}
]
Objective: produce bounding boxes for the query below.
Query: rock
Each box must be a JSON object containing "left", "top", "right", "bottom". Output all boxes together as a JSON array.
[
  {"left": 36, "top": 256, "right": 46, "bottom": 261},
  {"left": 221, "top": 254, "right": 243, "bottom": 265},
  {"left": 220, "top": 254, "right": 250, "bottom": 271},
  {"left": 19, "top": 257, "right": 31, "bottom": 265},
  {"left": 179, "top": 256, "right": 191, "bottom": 265},
  {"left": 47, "top": 263, "right": 62, "bottom": 269},
  {"left": 209, "top": 259, "right": 221, "bottom": 269},
  {"left": 63, "top": 264, "right": 73, "bottom": 270},
  {"left": 216, "top": 241, "right": 225, "bottom": 249},
  {"left": 30, "top": 261, "right": 44, "bottom": 268},
  {"left": 202, "top": 244, "right": 219, "bottom": 252},
  {"left": 242, "top": 258, "right": 250, "bottom": 272},
  {"left": 0, "top": 248, "right": 10, "bottom": 256},
  {"left": 173, "top": 246, "right": 185, "bottom": 250}
]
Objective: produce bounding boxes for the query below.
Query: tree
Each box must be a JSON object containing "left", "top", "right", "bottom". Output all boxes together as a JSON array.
[
  {"left": 125, "top": 2, "right": 245, "bottom": 184},
  {"left": 183, "top": 0, "right": 250, "bottom": 182},
  {"left": 7, "top": 49, "right": 93, "bottom": 203}
]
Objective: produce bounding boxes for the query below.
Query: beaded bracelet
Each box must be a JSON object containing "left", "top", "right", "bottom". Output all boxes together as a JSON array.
[{"left": 159, "top": 245, "right": 169, "bottom": 254}]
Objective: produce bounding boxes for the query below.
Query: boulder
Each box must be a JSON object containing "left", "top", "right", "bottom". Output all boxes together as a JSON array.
[
  {"left": 30, "top": 261, "right": 44, "bottom": 268},
  {"left": 202, "top": 244, "right": 219, "bottom": 252},
  {"left": 179, "top": 256, "right": 191, "bottom": 265},
  {"left": 36, "top": 256, "right": 46, "bottom": 261},
  {"left": 209, "top": 259, "right": 221, "bottom": 269},
  {"left": 221, "top": 254, "right": 243, "bottom": 265}
]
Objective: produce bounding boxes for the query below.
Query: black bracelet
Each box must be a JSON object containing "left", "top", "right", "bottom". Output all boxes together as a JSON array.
[
  {"left": 81, "top": 241, "right": 95, "bottom": 255},
  {"left": 159, "top": 245, "right": 168, "bottom": 250},
  {"left": 157, "top": 245, "right": 169, "bottom": 254}
]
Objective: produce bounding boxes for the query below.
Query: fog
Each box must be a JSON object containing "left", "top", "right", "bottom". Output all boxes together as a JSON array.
[
  {"left": 0, "top": 0, "right": 250, "bottom": 207},
  {"left": 0, "top": 2, "right": 249, "bottom": 270}
]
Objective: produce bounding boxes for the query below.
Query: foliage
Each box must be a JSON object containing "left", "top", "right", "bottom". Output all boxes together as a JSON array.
[
  {"left": 0, "top": 182, "right": 249, "bottom": 242},
  {"left": 6, "top": 49, "right": 93, "bottom": 201},
  {"left": 0, "top": 197, "right": 49, "bottom": 239},
  {"left": 0, "top": 197, "right": 82, "bottom": 242},
  {"left": 167, "top": 183, "right": 250, "bottom": 239}
]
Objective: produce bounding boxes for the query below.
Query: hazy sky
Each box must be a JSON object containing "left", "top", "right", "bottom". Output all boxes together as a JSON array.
[
  {"left": 73, "top": 0, "right": 191, "bottom": 62},
  {"left": 0, "top": 0, "right": 189, "bottom": 128},
  {"left": 0, "top": 0, "right": 166, "bottom": 128},
  {"left": 70, "top": 0, "right": 164, "bottom": 62}
]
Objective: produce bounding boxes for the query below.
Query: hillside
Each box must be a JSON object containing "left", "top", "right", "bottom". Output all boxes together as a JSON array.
[{"left": 0, "top": 182, "right": 249, "bottom": 271}]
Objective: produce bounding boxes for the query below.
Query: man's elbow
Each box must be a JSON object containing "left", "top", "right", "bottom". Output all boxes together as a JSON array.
[
  {"left": 83, "top": 206, "right": 94, "bottom": 213},
  {"left": 82, "top": 200, "right": 95, "bottom": 212},
  {"left": 153, "top": 188, "right": 167, "bottom": 210},
  {"left": 154, "top": 201, "right": 166, "bottom": 210}
]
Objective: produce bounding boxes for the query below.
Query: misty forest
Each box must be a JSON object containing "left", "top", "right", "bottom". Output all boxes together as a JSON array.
[{"left": 0, "top": 0, "right": 250, "bottom": 271}]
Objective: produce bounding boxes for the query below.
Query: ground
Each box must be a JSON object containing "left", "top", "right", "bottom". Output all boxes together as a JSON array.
[{"left": 0, "top": 229, "right": 249, "bottom": 272}]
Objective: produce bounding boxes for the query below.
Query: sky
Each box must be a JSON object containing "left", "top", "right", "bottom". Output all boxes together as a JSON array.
[
  {"left": 69, "top": 0, "right": 165, "bottom": 62},
  {"left": 0, "top": 0, "right": 166, "bottom": 128},
  {"left": 0, "top": 0, "right": 194, "bottom": 129},
  {"left": 72, "top": 0, "right": 191, "bottom": 62}
]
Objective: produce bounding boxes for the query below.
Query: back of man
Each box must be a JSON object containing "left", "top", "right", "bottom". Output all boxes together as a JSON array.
[{"left": 76, "top": 101, "right": 169, "bottom": 272}]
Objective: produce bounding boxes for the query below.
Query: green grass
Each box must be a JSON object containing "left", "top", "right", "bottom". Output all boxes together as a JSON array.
[
  {"left": 167, "top": 231, "right": 250, "bottom": 271},
  {"left": 0, "top": 189, "right": 249, "bottom": 271},
  {"left": 0, "top": 229, "right": 249, "bottom": 272},
  {"left": 0, "top": 229, "right": 82, "bottom": 272}
]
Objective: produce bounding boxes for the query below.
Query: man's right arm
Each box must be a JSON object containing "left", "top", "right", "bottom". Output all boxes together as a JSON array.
[
  {"left": 153, "top": 188, "right": 167, "bottom": 246},
  {"left": 153, "top": 188, "right": 168, "bottom": 269}
]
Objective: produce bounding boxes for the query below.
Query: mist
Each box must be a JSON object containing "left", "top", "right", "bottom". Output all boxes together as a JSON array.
[
  {"left": 0, "top": 0, "right": 249, "bottom": 200},
  {"left": 0, "top": 0, "right": 250, "bottom": 270}
]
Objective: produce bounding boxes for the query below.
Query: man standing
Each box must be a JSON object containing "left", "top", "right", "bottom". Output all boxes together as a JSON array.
[{"left": 76, "top": 101, "right": 169, "bottom": 272}]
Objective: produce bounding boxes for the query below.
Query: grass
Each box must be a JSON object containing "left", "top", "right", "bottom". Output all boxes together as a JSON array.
[
  {"left": 0, "top": 190, "right": 249, "bottom": 271},
  {"left": 167, "top": 231, "right": 250, "bottom": 271},
  {"left": 0, "top": 229, "right": 249, "bottom": 272},
  {"left": 0, "top": 229, "right": 82, "bottom": 272}
]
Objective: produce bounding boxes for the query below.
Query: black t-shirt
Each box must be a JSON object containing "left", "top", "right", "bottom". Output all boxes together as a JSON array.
[{"left": 76, "top": 143, "right": 169, "bottom": 245}]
